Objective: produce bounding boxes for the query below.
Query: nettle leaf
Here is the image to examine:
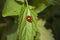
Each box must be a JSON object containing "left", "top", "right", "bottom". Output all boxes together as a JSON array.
[
  {"left": 33, "top": 3, "right": 48, "bottom": 14},
  {"left": 16, "top": 6, "right": 38, "bottom": 40},
  {"left": 28, "top": 0, "right": 50, "bottom": 13},
  {"left": 37, "top": 20, "right": 55, "bottom": 40},
  {"left": 2, "top": 0, "right": 22, "bottom": 17}
]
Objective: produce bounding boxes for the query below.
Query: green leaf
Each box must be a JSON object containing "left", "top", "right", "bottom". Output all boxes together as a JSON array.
[
  {"left": 17, "top": 6, "right": 38, "bottom": 40},
  {"left": 28, "top": 0, "right": 50, "bottom": 13},
  {"left": 32, "top": 3, "right": 48, "bottom": 13},
  {"left": 2, "top": 0, "right": 22, "bottom": 17},
  {"left": 37, "top": 20, "right": 55, "bottom": 40}
]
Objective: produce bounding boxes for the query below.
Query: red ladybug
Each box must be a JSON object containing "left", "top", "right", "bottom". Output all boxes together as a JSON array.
[{"left": 26, "top": 16, "right": 32, "bottom": 22}]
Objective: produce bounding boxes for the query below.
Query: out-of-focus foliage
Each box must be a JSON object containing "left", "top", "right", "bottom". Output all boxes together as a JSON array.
[{"left": 38, "top": 4, "right": 60, "bottom": 40}]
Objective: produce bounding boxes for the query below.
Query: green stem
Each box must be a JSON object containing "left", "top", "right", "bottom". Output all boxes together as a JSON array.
[{"left": 25, "top": 0, "right": 28, "bottom": 8}]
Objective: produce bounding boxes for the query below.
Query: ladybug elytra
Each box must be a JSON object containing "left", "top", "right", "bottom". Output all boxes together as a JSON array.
[{"left": 26, "top": 16, "right": 32, "bottom": 22}]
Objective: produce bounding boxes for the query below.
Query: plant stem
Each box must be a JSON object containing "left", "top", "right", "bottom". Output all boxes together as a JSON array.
[{"left": 25, "top": 0, "right": 28, "bottom": 7}]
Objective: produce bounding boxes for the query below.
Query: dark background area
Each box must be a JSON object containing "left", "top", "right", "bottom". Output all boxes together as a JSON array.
[
  {"left": 38, "top": 5, "right": 60, "bottom": 40},
  {"left": 0, "top": 0, "right": 60, "bottom": 40}
]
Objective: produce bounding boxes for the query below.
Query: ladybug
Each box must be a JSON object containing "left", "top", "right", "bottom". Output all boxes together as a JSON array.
[{"left": 26, "top": 16, "right": 32, "bottom": 22}]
